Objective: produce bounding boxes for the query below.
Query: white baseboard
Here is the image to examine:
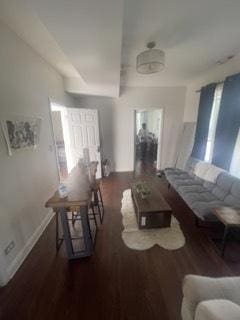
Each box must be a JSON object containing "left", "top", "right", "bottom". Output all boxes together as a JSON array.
[
  {"left": 6, "top": 210, "right": 54, "bottom": 281},
  {"left": 113, "top": 168, "right": 133, "bottom": 172}
]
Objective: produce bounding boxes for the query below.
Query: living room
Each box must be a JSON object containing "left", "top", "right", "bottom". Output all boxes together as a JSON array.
[{"left": 0, "top": 0, "right": 240, "bottom": 319}]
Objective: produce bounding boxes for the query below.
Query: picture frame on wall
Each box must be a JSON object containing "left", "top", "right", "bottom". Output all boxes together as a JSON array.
[{"left": 1, "top": 116, "right": 41, "bottom": 156}]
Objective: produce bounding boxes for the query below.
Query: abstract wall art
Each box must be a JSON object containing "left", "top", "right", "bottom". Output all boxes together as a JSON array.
[{"left": 1, "top": 116, "right": 41, "bottom": 155}]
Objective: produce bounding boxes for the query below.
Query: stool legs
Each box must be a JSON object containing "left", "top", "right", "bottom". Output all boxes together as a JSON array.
[
  {"left": 93, "top": 187, "right": 104, "bottom": 223},
  {"left": 89, "top": 202, "right": 98, "bottom": 227},
  {"left": 71, "top": 206, "right": 98, "bottom": 229},
  {"left": 56, "top": 212, "right": 59, "bottom": 251},
  {"left": 98, "top": 188, "right": 104, "bottom": 217},
  {"left": 55, "top": 211, "right": 64, "bottom": 252}
]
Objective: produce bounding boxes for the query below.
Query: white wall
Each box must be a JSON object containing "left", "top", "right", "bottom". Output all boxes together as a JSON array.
[
  {"left": 0, "top": 21, "right": 75, "bottom": 285},
  {"left": 184, "top": 53, "right": 240, "bottom": 122},
  {"left": 51, "top": 111, "right": 64, "bottom": 142},
  {"left": 75, "top": 86, "right": 186, "bottom": 171}
]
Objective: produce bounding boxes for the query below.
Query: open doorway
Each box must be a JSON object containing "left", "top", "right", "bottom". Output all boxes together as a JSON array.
[
  {"left": 134, "top": 109, "right": 163, "bottom": 175},
  {"left": 49, "top": 101, "right": 102, "bottom": 180},
  {"left": 50, "top": 102, "right": 70, "bottom": 181}
]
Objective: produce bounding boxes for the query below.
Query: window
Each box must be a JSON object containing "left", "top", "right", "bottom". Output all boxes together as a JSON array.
[
  {"left": 230, "top": 128, "right": 240, "bottom": 178},
  {"left": 204, "top": 83, "right": 223, "bottom": 162}
]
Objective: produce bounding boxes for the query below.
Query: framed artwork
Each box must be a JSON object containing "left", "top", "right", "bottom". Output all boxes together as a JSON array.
[{"left": 1, "top": 116, "right": 41, "bottom": 155}]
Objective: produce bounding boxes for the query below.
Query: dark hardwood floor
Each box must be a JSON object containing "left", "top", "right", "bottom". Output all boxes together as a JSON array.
[
  {"left": 0, "top": 172, "right": 240, "bottom": 320},
  {"left": 135, "top": 154, "right": 157, "bottom": 176}
]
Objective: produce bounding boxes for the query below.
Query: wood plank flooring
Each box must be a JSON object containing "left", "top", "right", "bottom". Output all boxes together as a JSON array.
[{"left": 0, "top": 172, "right": 239, "bottom": 320}]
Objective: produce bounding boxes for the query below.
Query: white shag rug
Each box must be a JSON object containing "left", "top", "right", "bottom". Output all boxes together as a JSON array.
[{"left": 121, "top": 189, "right": 185, "bottom": 251}]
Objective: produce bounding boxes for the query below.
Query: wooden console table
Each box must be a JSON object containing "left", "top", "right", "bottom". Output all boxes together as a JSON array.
[{"left": 45, "top": 166, "right": 95, "bottom": 260}]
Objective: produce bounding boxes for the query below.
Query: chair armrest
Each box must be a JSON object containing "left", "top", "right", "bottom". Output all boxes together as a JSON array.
[
  {"left": 195, "top": 299, "right": 240, "bottom": 320},
  {"left": 182, "top": 275, "right": 240, "bottom": 320}
]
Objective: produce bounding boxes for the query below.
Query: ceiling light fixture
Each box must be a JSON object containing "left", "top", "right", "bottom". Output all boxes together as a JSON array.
[{"left": 136, "top": 41, "right": 165, "bottom": 74}]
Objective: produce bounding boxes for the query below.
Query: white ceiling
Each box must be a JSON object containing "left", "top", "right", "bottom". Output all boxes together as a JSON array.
[
  {"left": 1, "top": 0, "right": 240, "bottom": 96},
  {"left": 0, "top": 0, "right": 83, "bottom": 79},
  {"left": 121, "top": 0, "right": 240, "bottom": 87},
  {"left": 0, "top": 0, "right": 123, "bottom": 97}
]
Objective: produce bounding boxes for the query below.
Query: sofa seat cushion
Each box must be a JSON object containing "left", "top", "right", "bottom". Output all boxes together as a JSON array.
[
  {"left": 178, "top": 185, "right": 208, "bottom": 195},
  {"left": 164, "top": 168, "right": 183, "bottom": 175},
  {"left": 167, "top": 173, "right": 191, "bottom": 182},
  {"left": 192, "top": 201, "right": 226, "bottom": 221},
  {"left": 183, "top": 192, "right": 218, "bottom": 207},
  {"left": 224, "top": 195, "right": 240, "bottom": 207},
  {"left": 167, "top": 174, "right": 191, "bottom": 184},
  {"left": 195, "top": 299, "right": 240, "bottom": 320},
  {"left": 172, "top": 179, "right": 203, "bottom": 190}
]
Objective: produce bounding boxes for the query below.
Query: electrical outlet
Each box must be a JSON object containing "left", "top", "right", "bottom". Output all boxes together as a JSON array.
[
  {"left": 4, "top": 241, "right": 15, "bottom": 256},
  {"left": 141, "top": 216, "right": 146, "bottom": 226}
]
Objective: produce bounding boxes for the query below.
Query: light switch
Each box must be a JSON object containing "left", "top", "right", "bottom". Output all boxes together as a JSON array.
[{"left": 141, "top": 216, "right": 146, "bottom": 226}]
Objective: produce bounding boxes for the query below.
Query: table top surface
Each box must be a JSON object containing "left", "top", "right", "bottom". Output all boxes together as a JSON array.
[
  {"left": 45, "top": 166, "right": 92, "bottom": 209},
  {"left": 213, "top": 207, "right": 240, "bottom": 226},
  {"left": 131, "top": 183, "right": 172, "bottom": 214}
]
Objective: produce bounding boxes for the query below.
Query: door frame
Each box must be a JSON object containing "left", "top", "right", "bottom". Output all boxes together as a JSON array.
[
  {"left": 48, "top": 98, "right": 69, "bottom": 181},
  {"left": 133, "top": 107, "right": 164, "bottom": 172},
  {"left": 48, "top": 100, "right": 102, "bottom": 179},
  {"left": 66, "top": 107, "right": 102, "bottom": 179}
]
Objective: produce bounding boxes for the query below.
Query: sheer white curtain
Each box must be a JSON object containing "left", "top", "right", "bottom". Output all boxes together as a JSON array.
[
  {"left": 230, "top": 128, "right": 240, "bottom": 178},
  {"left": 204, "top": 83, "right": 223, "bottom": 162}
]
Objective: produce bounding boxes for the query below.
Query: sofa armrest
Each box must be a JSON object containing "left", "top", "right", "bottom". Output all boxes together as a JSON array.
[
  {"left": 182, "top": 275, "right": 240, "bottom": 320},
  {"left": 195, "top": 299, "right": 240, "bottom": 320}
]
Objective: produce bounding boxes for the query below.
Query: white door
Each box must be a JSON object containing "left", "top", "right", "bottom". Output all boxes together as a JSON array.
[{"left": 67, "top": 108, "right": 102, "bottom": 178}]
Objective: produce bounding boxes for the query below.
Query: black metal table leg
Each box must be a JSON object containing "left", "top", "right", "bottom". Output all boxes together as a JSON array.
[
  {"left": 56, "top": 211, "right": 59, "bottom": 251},
  {"left": 79, "top": 205, "right": 93, "bottom": 255},
  {"left": 98, "top": 188, "right": 104, "bottom": 222},
  {"left": 59, "top": 206, "right": 93, "bottom": 259},
  {"left": 93, "top": 188, "right": 104, "bottom": 224},
  {"left": 56, "top": 211, "right": 64, "bottom": 252}
]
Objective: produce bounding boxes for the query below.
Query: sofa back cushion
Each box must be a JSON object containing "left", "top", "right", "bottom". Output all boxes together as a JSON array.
[
  {"left": 194, "top": 161, "right": 212, "bottom": 180},
  {"left": 212, "top": 173, "right": 235, "bottom": 200},
  {"left": 184, "top": 157, "right": 199, "bottom": 174},
  {"left": 224, "top": 179, "right": 240, "bottom": 206}
]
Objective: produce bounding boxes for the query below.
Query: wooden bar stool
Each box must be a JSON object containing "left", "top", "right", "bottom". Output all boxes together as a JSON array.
[
  {"left": 68, "top": 204, "right": 98, "bottom": 249},
  {"left": 71, "top": 203, "right": 98, "bottom": 228},
  {"left": 91, "top": 181, "right": 104, "bottom": 223}
]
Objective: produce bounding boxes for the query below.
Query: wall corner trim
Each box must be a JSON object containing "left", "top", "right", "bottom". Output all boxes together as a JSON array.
[{"left": 6, "top": 210, "right": 54, "bottom": 283}]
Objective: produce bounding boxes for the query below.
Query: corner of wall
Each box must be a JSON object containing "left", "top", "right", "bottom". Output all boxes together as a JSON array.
[
  {"left": 6, "top": 209, "right": 54, "bottom": 284},
  {"left": 0, "top": 254, "right": 8, "bottom": 287},
  {"left": 183, "top": 84, "right": 200, "bottom": 122}
]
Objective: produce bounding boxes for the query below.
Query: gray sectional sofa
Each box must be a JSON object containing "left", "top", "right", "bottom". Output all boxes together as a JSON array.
[{"left": 164, "top": 157, "right": 240, "bottom": 222}]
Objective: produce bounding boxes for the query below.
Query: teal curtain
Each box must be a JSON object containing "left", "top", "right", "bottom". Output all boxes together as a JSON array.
[
  {"left": 191, "top": 83, "right": 217, "bottom": 160},
  {"left": 212, "top": 73, "right": 240, "bottom": 170}
]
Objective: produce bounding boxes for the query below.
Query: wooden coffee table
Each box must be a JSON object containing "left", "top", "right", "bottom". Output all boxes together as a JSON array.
[
  {"left": 131, "top": 183, "right": 172, "bottom": 229},
  {"left": 212, "top": 207, "right": 240, "bottom": 257}
]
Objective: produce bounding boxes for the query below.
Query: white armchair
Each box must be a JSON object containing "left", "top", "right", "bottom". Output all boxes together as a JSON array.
[{"left": 181, "top": 275, "right": 240, "bottom": 320}]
